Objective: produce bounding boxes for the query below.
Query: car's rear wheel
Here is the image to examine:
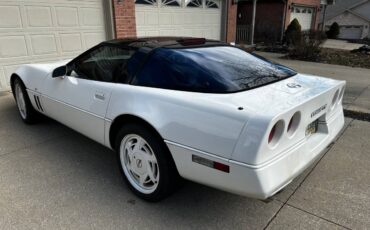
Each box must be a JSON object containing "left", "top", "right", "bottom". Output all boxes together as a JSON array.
[
  {"left": 13, "top": 78, "right": 39, "bottom": 124},
  {"left": 115, "top": 123, "right": 180, "bottom": 202}
]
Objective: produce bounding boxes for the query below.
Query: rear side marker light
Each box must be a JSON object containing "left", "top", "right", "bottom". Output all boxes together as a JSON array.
[{"left": 192, "top": 155, "right": 230, "bottom": 173}]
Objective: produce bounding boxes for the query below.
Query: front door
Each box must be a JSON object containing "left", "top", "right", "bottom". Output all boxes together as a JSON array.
[{"left": 40, "top": 44, "right": 135, "bottom": 145}]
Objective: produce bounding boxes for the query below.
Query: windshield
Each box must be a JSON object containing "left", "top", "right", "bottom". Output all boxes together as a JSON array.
[{"left": 132, "top": 46, "right": 297, "bottom": 93}]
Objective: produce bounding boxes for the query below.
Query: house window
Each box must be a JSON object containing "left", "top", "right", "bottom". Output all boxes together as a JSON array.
[
  {"left": 205, "top": 0, "right": 219, "bottom": 8},
  {"left": 135, "top": 0, "right": 157, "bottom": 5},
  {"left": 295, "top": 8, "right": 301, "bottom": 13},
  {"left": 307, "top": 9, "right": 312, "bottom": 14},
  {"left": 186, "top": 0, "right": 202, "bottom": 7},
  {"left": 162, "top": 0, "right": 181, "bottom": 6}
]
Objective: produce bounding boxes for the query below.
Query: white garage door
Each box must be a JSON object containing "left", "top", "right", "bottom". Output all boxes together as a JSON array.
[
  {"left": 0, "top": 0, "right": 108, "bottom": 91},
  {"left": 135, "top": 0, "right": 222, "bottom": 40},
  {"left": 290, "top": 6, "right": 314, "bottom": 31},
  {"left": 338, "top": 26, "right": 363, "bottom": 40}
]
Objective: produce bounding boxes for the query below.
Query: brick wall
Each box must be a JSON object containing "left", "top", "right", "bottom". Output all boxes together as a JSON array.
[
  {"left": 112, "top": 0, "right": 137, "bottom": 38},
  {"left": 226, "top": 0, "right": 237, "bottom": 43}
]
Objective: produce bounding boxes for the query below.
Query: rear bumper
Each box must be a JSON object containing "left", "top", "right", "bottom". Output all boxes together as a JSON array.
[{"left": 167, "top": 108, "right": 344, "bottom": 199}]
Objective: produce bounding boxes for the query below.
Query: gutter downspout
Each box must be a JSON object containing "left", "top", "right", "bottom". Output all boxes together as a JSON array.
[
  {"left": 281, "top": 0, "right": 287, "bottom": 42},
  {"left": 250, "top": 0, "right": 257, "bottom": 45}
]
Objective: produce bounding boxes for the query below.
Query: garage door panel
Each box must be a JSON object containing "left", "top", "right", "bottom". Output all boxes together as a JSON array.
[
  {"left": 135, "top": 0, "right": 222, "bottom": 40},
  {"left": 26, "top": 6, "right": 53, "bottom": 27},
  {"left": 0, "top": 35, "right": 28, "bottom": 58},
  {"left": 81, "top": 7, "right": 104, "bottom": 27},
  {"left": 59, "top": 33, "right": 83, "bottom": 52},
  {"left": 55, "top": 7, "right": 79, "bottom": 27},
  {"left": 30, "top": 34, "right": 57, "bottom": 55},
  {"left": 0, "top": 0, "right": 107, "bottom": 91},
  {"left": 0, "top": 6, "right": 22, "bottom": 28}
]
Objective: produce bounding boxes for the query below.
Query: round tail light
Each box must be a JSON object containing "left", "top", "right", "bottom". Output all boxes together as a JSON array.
[
  {"left": 287, "top": 112, "right": 301, "bottom": 137},
  {"left": 331, "top": 89, "right": 339, "bottom": 110},
  {"left": 268, "top": 120, "right": 284, "bottom": 147}
]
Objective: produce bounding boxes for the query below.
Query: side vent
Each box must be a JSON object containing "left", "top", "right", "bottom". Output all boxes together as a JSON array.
[{"left": 33, "top": 95, "right": 44, "bottom": 112}]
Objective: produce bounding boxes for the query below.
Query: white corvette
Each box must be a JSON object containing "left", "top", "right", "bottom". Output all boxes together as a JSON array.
[{"left": 11, "top": 37, "right": 345, "bottom": 201}]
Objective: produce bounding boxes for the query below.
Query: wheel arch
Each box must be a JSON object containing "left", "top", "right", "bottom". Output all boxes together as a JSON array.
[
  {"left": 109, "top": 114, "right": 181, "bottom": 175},
  {"left": 109, "top": 114, "right": 164, "bottom": 151},
  {"left": 10, "top": 73, "right": 21, "bottom": 93}
]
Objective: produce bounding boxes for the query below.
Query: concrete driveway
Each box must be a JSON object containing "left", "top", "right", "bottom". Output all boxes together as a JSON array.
[{"left": 1, "top": 92, "right": 370, "bottom": 229}]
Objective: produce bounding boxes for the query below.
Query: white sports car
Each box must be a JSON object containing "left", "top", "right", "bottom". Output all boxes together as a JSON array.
[{"left": 11, "top": 37, "right": 345, "bottom": 202}]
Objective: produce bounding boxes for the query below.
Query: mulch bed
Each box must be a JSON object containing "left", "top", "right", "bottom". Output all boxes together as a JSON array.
[{"left": 284, "top": 48, "right": 370, "bottom": 69}]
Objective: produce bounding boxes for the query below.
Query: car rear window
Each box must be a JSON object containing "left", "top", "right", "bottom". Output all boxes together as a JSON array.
[{"left": 131, "top": 46, "right": 297, "bottom": 93}]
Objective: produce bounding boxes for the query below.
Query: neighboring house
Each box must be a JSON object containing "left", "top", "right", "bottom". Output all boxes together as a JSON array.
[
  {"left": 0, "top": 0, "right": 237, "bottom": 91},
  {"left": 321, "top": 0, "right": 370, "bottom": 39},
  {"left": 236, "top": 0, "right": 322, "bottom": 43}
]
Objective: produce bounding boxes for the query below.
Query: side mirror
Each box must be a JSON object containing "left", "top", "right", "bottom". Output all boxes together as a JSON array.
[{"left": 52, "top": 66, "right": 67, "bottom": 78}]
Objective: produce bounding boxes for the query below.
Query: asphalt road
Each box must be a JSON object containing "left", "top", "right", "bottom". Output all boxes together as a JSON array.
[{"left": 0, "top": 92, "right": 369, "bottom": 229}]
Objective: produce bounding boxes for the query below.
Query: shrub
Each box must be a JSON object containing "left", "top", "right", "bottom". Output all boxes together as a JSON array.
[
  {"left": 326, "top": 22, "right": 340, "bottom": 39},
  {"left": 288, "top": 30, "right": 327, "bottom": 61},
  {"left": 285, "top": 19, "right": 302, "bottom": 46}
]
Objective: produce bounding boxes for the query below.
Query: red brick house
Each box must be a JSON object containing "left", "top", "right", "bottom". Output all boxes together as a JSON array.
[{"left": 236, "top": 0, "right": 322, "bottom": 43}]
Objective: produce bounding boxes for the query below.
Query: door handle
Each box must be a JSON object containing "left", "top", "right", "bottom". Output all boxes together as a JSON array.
[{"left": 94, "top": 92, "right": 105, "bottom": 101}]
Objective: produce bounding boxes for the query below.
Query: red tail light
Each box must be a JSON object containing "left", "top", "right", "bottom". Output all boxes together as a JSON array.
[{"left": 268, "top": 125, "right": 276, "bottom": 143}]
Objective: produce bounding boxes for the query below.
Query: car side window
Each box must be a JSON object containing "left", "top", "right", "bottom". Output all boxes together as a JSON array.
[{"left": 72, "top": 45, "right": 135, "bottom": 83}]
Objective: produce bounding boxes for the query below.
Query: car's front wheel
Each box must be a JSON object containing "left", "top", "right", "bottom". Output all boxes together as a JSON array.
[
  {"left": 13, "top": 78, "right": 39, "bottom": 124},
  {"left": 115, "top": 123, "right": 180, "bottom": 202}
]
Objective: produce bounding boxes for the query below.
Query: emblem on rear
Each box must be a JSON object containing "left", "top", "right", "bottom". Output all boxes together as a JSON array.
[
  {"left": 311, "top": 104, "right": 327, "bottom": 118},
  {"left": 287, "top": 83, "right": 302, "bottom": 88}
]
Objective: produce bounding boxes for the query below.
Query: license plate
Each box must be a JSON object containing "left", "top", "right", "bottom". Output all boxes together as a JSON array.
[{"left": 305, "top": 119, "right": 319, "bottom": 136}]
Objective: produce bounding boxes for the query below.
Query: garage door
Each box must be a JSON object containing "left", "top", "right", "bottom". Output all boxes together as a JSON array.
[
  {"left": 338, "top": 26, "right": 363, "bottom": 40},
  {"left": 290, "top": 6, "right": 314, "bottom": 31},
  {"left": 135, "top": 0, "right": 222, "bottom": 40},
  {"left": 0, "top": 0, "right": 108, "bottom": 91}
]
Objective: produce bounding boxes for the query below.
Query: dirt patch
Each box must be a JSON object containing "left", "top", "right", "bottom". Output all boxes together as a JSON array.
[{"left": 284, "top": 48, "right": 370, "bottom": 69}]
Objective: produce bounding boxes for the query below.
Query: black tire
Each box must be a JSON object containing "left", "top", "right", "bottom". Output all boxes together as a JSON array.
[
  {"left": 13, "top": 78, "right": 39, "bottom": 124},
  {"left": 115, "top": 123, "right": 181, "bottom": 202}
]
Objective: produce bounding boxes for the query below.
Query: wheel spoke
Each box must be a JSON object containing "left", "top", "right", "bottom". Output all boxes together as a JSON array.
[
  {"left": 146, "top": 162, "right": 157, "bottom": 184},
  {"left": 139, "top": 173, "right": 148, "bottom": 186},
  {"left": 133, "top": 137, "right": 144, "bottom": 152}
]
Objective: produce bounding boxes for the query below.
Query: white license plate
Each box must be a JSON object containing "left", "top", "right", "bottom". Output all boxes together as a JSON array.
[{"left": 305, "top": 120, "right": 319, "bottom": 136}]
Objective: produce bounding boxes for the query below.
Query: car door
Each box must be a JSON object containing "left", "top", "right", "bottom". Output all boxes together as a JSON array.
[{"left": 41, "top": 44, "right": 134, "bottom": 145}]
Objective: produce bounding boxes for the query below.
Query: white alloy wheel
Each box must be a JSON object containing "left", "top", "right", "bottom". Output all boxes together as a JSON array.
[
  {"left": 120, "top": 134, "right": 160, "bottom": 194},
  {"left": 15, "top": 81, "right": 27, "bottom": 119}
]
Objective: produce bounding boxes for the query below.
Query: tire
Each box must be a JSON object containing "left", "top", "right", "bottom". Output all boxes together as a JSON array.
[
  {"left": 115, "top": 123, "right": 180, "bottom": 202},
  {"left": 13, "top": 78, "right": 39, "bottom": 124}
]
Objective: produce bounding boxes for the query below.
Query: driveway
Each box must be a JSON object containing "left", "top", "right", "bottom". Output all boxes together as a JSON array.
[
  {"left": 322, "top": 39, "right": 364, "bottom": 51},
  {"left": 1, "top": 92, "right": 370, "bottom": 229}
]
